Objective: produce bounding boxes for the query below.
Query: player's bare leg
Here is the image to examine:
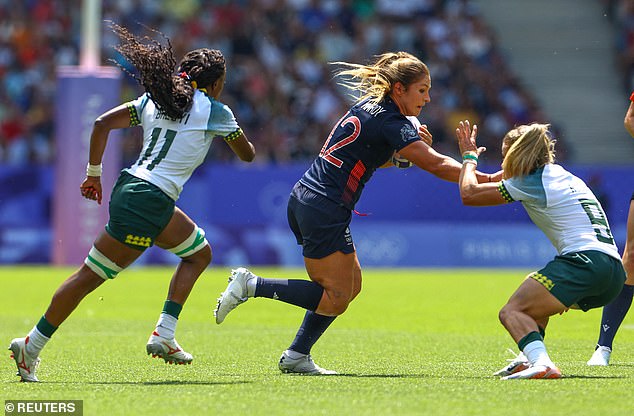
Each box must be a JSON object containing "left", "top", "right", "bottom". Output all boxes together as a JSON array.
[
  {"left": 147, "top": 208, "right": 211, "bottom": 364},
  {"left": 497, "top": 277, "right": 565, "bottom": 379},
  {"left": 10, "top": 232, "right": 142, "bottom": 382}
]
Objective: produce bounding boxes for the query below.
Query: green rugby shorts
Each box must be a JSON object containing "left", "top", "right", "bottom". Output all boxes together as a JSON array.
[
  {"left": 105, "top": 171, "right": 175, "bottom": 251},
  {"left": 531, "top": 250, "right": 626, "bottom": 311}
]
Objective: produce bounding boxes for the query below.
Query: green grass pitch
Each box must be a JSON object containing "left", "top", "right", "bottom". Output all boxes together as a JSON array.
[{"left": 1, "top": 266, "right": 633, "bottom": 415}]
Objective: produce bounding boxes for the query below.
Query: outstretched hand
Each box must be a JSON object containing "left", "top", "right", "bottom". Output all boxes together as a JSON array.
[
  {"left": 418, "top": 124, "right": 433, "bottom": 146},
  {"left": 455, "top": 120, "right": 486, "bottom": 156},
  {"left": 80, "top": 176, "right": 102, "bottom": 205}
]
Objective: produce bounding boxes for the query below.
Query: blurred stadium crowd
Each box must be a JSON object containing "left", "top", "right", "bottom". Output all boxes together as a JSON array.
[
  {"left": 0, "top": 0, "right": 590, "bottom": 167},
  {"left": 609, "top": 0, "right": 634, "bottom": 93}
]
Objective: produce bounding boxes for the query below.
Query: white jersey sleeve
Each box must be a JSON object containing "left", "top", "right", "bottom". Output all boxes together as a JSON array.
[
  {"left": 207, "top": 103, "right": 240, "bottom": 138},
  {"left": 501, "top": 164, "right": 620, "bottom": 259}
]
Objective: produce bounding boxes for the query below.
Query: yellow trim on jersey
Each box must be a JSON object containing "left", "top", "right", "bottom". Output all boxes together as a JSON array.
[
  {"left": 224, "top": 128, "right": 243, "bottom": 142},
  {"left": 498, "top": 182, "right": 514, "bottom": 203},
  {"left": 128, "top": 103, "right": 141, "bottom": 126}
]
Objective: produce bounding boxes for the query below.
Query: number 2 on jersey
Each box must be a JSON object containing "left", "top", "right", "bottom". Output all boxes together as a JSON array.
[
  {"left": 138, "top": 127, "right": 177, "bottom": 170},
  {"left": 319, "top": 115, "right": 361, "bottom": 168}
]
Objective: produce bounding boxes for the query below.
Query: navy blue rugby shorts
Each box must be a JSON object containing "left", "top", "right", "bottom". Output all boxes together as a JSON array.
[{"left": 287, "top": 183, "right": 354, "bottom": 259}]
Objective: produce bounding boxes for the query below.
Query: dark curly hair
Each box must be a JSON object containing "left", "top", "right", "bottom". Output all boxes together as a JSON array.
[{"left": 109, "top": 22, "right": 226, "bottom": 119}]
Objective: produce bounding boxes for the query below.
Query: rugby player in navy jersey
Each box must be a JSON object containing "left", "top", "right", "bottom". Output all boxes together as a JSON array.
[{"left": 215, "top": 52, "right": 498, "bottom": 374}]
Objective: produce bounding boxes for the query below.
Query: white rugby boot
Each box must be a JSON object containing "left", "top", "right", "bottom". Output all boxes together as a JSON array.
[
  {"left": 278, "top": 350, "right": 337, "bottom": 375},
  {"left": 587, "top": 345, "right": 611, "bottom": 366},
  {"left": 146, "top": 332, "right": 193, "bottom": 365},
  {"left": 493, "top": 350, "right": 530, "bottom": 377},
  {"left": 214, "top": 267, "right": 257, "bottom": 324},
  {"left": 501, "top": 364, "right": 562, "bottom": 380},
  {"left": 8, "top": 337, "right": 40, "bottom": 382}
]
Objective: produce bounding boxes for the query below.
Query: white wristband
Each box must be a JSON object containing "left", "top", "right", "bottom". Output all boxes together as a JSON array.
[
  {"left": 462, "top": 159, "right": 478, "bottom": 166},
  {"left": 86, "top": 163, "right": 102, "bottom": 177}
]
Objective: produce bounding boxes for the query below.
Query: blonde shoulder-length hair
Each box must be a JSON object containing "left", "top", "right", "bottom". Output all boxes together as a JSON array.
[
  {"left": 332, "top": 51, "right": 429, "bottom": 104},
  {"left": 502, "top": 123, "right": 556, "bottom": 179}
]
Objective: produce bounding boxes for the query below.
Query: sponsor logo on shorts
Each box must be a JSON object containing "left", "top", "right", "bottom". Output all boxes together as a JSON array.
[
  {"left": 125, "top": 234, "right": 152, "bottom": 247},
  {"left": 529, "top": 272, "right": 554, "bottom": 291},
  {"left": 344, "top": 227, "right": 352, "bottom": 245}
]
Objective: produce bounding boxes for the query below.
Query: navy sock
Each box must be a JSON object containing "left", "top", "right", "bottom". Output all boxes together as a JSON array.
[
  {"left": 255, "top": 278, "right": 324, "bottom": 311},
  {"left": 289, "top": 310, "right": 337, "bottom": 355},
  {"left": 597, "top": 284, "right": 634, "bottom": 349}
]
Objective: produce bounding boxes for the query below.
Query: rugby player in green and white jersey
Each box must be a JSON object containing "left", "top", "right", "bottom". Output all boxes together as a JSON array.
[
  {"left": 8, "top": 23, "right": 255, "bottom": 382},
  {"left": 455, "top": 120, "right": 626, "bottom": 379}
]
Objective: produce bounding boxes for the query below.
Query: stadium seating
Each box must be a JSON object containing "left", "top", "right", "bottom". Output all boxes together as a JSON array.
[{"left": 0, "top": 0, "right": 556, "bottom": 166}]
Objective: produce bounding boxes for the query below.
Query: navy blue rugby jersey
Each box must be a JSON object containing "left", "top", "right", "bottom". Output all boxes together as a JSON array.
[{"left": 299, "top": 97, "right": 421, "bottom": 210}]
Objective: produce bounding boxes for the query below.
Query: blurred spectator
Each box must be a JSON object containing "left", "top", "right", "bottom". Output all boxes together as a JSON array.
[
  {"left": 0, "top": 0, "right": 559, "bottom": 166},
  {"left": 612, "top": 0, "right": 634, "bottom": 92}
]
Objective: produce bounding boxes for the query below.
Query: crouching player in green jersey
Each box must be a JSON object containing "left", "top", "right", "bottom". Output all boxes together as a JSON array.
[{"left": 455, "top": 120, "right": 625, "bottom": 379}]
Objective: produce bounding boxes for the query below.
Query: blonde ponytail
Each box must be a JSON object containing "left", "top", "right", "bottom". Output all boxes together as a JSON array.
[
  {"left": 502, "top": 123, "right": 556, "bottom": 178},
  {"left": 332, "top": 51, "right": 429, "bottom": 104}
]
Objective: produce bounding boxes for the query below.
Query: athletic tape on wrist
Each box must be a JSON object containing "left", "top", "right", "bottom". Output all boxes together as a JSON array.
[{"left": 86, "top": 163, "right": 102, "bottom": 177}]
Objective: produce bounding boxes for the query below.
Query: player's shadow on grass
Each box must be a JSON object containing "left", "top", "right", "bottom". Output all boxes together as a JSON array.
[
  {"left": 456, "top": 374, "right": 627, "bottom": 380},
  {"left": 46, "top": 380, "right": 252, "bottom": 386},
  {"left": 608, "top": 363, "right": 634, "bottom": 368},
  {"left": 563, "top": 375, "right": 627, "bottom": 379},
  {"left": 316, "top": 373, "right": 429, "bottom": 379},
  {"left": 141, "top": 380, "right": 252, "bottom": 386}
]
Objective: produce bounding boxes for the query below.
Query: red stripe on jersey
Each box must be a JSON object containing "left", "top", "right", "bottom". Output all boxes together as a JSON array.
[{"left": 342, "top": 160, "right": 366, "bottom": 204}]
